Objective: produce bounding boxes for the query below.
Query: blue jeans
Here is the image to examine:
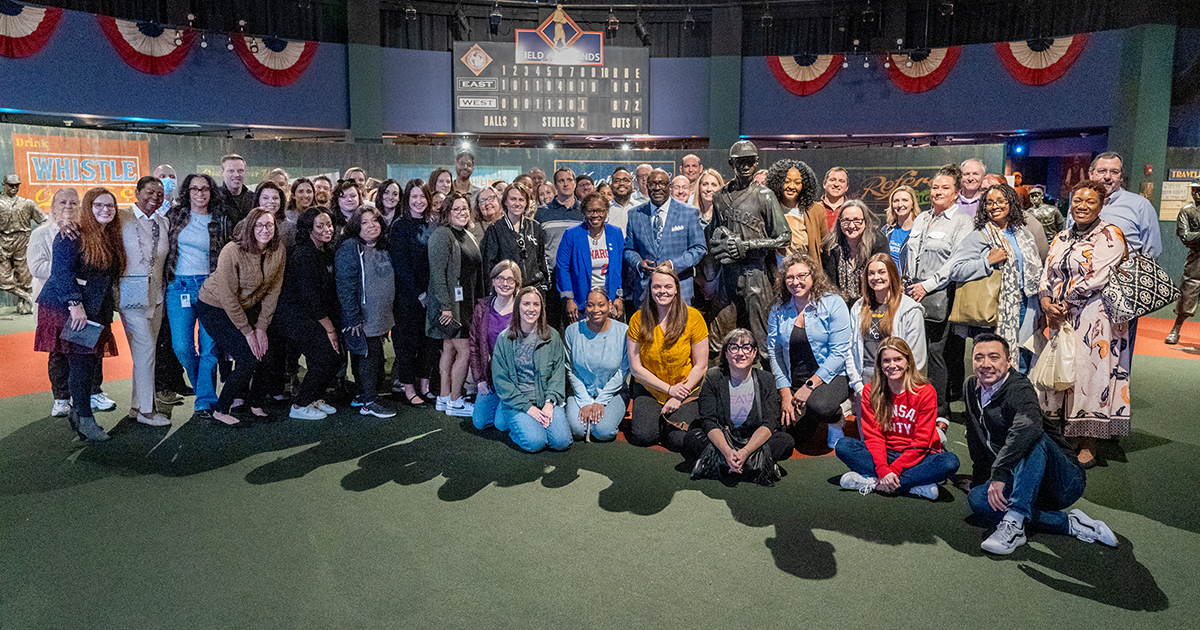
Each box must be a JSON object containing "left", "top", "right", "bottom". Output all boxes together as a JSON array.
[
  {"left": 835, "top": 438, "right": 960, "bottom": 490},
  {"left": 498, "top": 403, "right": 571, "bottom": 453},
  {"left": 968, "top": 434, "right": 1085, "bottom": 535},
  {"left": 566, "top": 392, "right": 628, "bottom": 441},
  {"left": 472, "top": 390, "right": 502, "bottom": 431},
  {"left": 166, "top": 275, "right": 218, "bottom": 411}
]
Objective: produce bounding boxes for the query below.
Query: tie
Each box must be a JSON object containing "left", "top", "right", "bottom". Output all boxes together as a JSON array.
[{"left": 652, "top": 211, "right": 663, "bottom": 243}]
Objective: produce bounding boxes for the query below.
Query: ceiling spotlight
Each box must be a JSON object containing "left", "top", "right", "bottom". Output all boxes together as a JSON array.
[
  {"left": 683, "top": 8, "right": 695, "bottom": 32},
  {"left": 489, "top": 3, "right": 502, "bottom": 35},
  {"left": 547, "top": 142, "right": 556, "bottom": 150},
  {"left": 245, "top": 131, "right": 254, "bottom": 139},
  {"left": 861, "top": 1, "right": 876, "bottom": 23},
  {"left": 897, "top": 38, "right": 904, "bottom": 46},
  {"left": 863, "top": 61, "right": 870, "bottom": 68},
  {"left": 200, "top": 33, "right": 208, "bottom": 48},
  {"left": 635, "top": 11, "right": 650, "bottom": 47},
  {"left": 606, "top": 7, "right": 619, "bottom": 36},
  {"left": 940, "top": 1, "right": 954, "bottom": 16},
  {"left": 405, "top": 2, "right": 417, "bottom": 21},
  {"left": 621, "top": 142, "right": 631, "bottom": 151},
  {"left": 460, "top": 140, "right": 471, "bottom": 150},
  {"left": 842, "top": 61, "right": 849, "bottom": 68},
  {"left": 884, "top": 61, "right": 890, "bottom": 68},
  {"left": 761, "top": 2, "right": 773, "bottom": 28},
  {"left": 454, "top": 4, "right": 472, "bottom": 40},
  {"left": 225, "top": 130, "right": 233, "bottom": 139}
]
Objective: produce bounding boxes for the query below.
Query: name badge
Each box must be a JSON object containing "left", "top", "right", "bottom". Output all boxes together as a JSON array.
[
  {"left": 454, "top": 286, "right": 464, "bottom": 302},
  {"left": 180, "top": 293, "right": 191, "bottom": 308}
]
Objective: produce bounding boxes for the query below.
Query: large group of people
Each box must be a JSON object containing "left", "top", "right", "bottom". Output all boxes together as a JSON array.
[{"left": 16, "top": 142, "right": 1164, "bottom": 557}]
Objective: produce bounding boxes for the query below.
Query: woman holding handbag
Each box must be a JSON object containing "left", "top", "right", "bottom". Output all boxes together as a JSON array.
[
  {"left": 1037, "top": 180, "right": 1131, "bottom": 468},
  {"left": 904, "top": 164, "right": 974, "bottom": 429},
  {"left": 946, "top": 184, "right": 1043, "bottom": 372}
]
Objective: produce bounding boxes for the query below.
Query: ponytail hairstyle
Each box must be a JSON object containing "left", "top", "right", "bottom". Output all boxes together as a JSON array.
[{"left": 868, "top": 337, "right": 928, "bottom": 433}]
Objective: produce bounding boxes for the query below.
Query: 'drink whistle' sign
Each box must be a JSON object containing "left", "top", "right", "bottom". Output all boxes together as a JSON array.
[{"left": 12, "top": 133, "right": 150, "bottom": 211}]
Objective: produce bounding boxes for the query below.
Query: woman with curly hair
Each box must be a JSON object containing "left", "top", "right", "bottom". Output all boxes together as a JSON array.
[
  {"left": 766, "top": 159, "right": 826, "bottom": 260},
  {"left": 947, "top": 183, "right": 1043, "bottom": 371},
  {"left": 766, "top": 253, "right": 853, "bottom": 450}
]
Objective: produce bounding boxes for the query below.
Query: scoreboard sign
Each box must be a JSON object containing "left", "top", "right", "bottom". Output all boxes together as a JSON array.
[{"left": 453, "top": 9, "right": 648, "bottom": 135}]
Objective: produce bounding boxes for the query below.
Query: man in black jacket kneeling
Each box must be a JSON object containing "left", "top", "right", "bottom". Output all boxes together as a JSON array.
[{"left": 965, "top": 333, "right": 1119, "bottom": 555}]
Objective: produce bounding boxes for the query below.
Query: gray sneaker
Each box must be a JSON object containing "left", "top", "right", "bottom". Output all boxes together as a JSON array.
[
  {"left": 839, "top": 471, "right": 877, "bottom": 495},
  {"left": 981, "top": 517, "right": 1027, "bottom": 555},
  {"left": 75, "top": 414, "right": 111, "bottom": 442},
  {"left": 360, "top": 401, "right": 396, "bottom": 418},
  {"left": 1068, "top": 509, "right": 1118, "bottom": 547}
]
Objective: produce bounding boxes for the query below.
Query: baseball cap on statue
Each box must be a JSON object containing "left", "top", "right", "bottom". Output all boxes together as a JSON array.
[
  {"left": 1189, "top": 177, "right": 1200, "bottom": 189},
  {"left": 3, "top": 174, "right": 20, "bottom": 185}
]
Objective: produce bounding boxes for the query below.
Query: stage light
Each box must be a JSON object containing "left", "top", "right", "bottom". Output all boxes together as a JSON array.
[
  {"left": 635, "top": 12, "right": 650, "bottom": 47},
  {"left": 606, "top": 7, "right": 619, "bottom": 36},
  {"left": 940, "top": 2, "right": 954, "bottom": 16},
  {"left": 226, "top": 130, "right": 233, "bottom": 139},
  {"left": 489, "top": 3, "right": 502, "bottom": 35},
  {"left": 245, "top": 131, "right": 254, "bottom": 139},
  {"left": 761, "top": 2, "right": 773, "bottom": 29},
  {"left": 547, "top": 142, "right": 556, "bottom": 150},
  {"left": 861, "top": 1, "right": 876, "bottom": 24},
  {"left": 454, "top": 4, "right": 472, "bottom": 40},
  {"left": 621, "top": 143, "right": 631, "bottom": 151},
  {"left": 405, "top": 3, "right": 417, "bottom": 21},
  {"left": 683, "top": 8, "right": 695, "bottom": 32}
]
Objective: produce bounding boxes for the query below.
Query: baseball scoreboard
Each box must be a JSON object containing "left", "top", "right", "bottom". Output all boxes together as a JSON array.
[{"left": 453, "top": 8, "right": 649, "bottom": 135}]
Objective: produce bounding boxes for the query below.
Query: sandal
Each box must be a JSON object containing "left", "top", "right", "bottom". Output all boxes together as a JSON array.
[{"left": 405, "top": 393, "right": 431, "bottom": 409}]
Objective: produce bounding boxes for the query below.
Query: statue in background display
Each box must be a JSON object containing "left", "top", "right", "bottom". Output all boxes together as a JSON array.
[
  {"left": 1028, "top": 185, "right": 1063, "bottom": 242},
  {"left": 707, "top": 141, "right": 792, "bottom": 355},
  {"left": 1166, "top": 178, "right": 1200, "bottom": 345},
  {"left": 0, "top": 174, "right": 46, "bottom": 314}
]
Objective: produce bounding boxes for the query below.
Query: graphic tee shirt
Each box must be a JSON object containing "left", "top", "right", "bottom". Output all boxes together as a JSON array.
[
  {"left": 589, "top": 231, "right": 609, "bottom": 290},
  {"left": 728, "top": 374, "right": 755, "bottom": 428}
]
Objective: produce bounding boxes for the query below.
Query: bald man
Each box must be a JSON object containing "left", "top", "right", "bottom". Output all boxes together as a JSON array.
[{"left": 670, "top": 175, "right": 693, "bottom": 204}]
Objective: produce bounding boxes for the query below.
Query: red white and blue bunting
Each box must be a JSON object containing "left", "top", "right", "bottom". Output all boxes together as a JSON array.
[
  {"left": 97, "top": 15, "right": 195, "bottom": 74},
  {"left": 767, "top": 53, "right": 844, "bottom": 96},
  {"left": 880, "top": 46, "right": 962, "bottom": 93},
  {"left": 0, "top": 1, "right": 62, "bottom": 58},
  {"left": 995, "top": 34, "right": 1089, "bottom": 86},
  {"left": 232, "top": 35, "right": 318, "bottom": 86}
]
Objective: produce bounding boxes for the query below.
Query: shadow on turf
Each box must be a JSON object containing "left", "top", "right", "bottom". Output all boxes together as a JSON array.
[{"left": 0, "top": 407, "right": 1171, "bottom": 610}]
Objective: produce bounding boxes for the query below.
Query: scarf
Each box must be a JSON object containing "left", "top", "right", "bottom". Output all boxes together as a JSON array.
[
  {"left": 838, "top": 245, "right": 865, "bottom": 303},
  {"left": 988, "top": 223, "right": 1042, "bottom": 363}
]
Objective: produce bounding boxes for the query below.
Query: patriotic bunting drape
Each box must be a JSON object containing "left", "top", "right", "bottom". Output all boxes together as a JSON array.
[
  {"left": 995, "top": 34, "right": 1089, "bottom": 86},
  {"left": 232, "top": 35, "right": 318, "bottom": 86},
  {"left": 880, "top": 46, "right": 963, "bottom": 93},
  {"left": 0, "top": 1, "right": 62, "bottom": 58},
  {"left": 97, "top": 14, "right": 195, "bottom": 74},
  {"left": 767, "top": 53, "right": 844, "bottom": 96}
]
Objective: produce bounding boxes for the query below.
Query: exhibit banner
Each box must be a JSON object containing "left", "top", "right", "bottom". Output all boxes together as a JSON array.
[
  {"left": 11, "top": 132, "right": 149, "bottom": 211},
  {"left": 845, "top": 166, "right": 944, "bottom": 214}
]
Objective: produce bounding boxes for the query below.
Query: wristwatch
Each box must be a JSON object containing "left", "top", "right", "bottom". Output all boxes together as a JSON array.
[{"left": 66, "top": 299, "right": 81, "bottom": 307}]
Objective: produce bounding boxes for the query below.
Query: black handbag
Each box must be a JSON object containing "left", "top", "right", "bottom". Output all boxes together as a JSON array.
[{"left": 1101, "top": 253, "right": 1180, "bottom": 324}]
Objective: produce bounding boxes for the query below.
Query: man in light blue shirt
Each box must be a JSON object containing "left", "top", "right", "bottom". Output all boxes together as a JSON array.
[{"left": 1087, "top": 152, "right": 1162, "bottom": 258}]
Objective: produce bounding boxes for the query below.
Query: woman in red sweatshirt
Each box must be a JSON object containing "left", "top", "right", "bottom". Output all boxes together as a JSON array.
[{"left": 834, "top": 337, "right": 960, "bottom": 500}]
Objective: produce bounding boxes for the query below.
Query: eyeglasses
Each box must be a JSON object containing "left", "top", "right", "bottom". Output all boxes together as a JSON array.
[
  {"left": 254, "top": 222, "right": 275, "bottom": 231},
  {"left": 611, "top": 176, "right": 632, "bottom": 184},
  {"left": 787, "top": 272, "right": 812, "bottom": 281},
  {"left": 839, "top": 218, "right": 864, "bottom": 227},
  {"left": 984, "top": 201, "right": 1009, "bottom": 209},
  {"left": 494, "top": 276, "right": 516, "bottom": 285},
  {"left": 727, "top": 343, "right": 755, "bottom": 355},
  {"left": 189, "top": 186, "right": 211, "bottom": 193},
  {"left": 92, "top": 203, "right": 116, "bottom": 211}
]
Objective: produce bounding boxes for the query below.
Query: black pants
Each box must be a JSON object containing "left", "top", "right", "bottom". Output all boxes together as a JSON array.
[
  {"left": 628, "top": 381, "right": 696, "bottom": 451},
  {"left": 272, "top": 318, "right": 341, "bottom": 407},
  {"left": 924, "top": 318, "right": 954, "bottom": 418},
  {"left": 155, "top": 303, "right": 189, "bottom": 393},
  {"left": 196, "top": 301, "right": 267, "bottom": 414},
  {"left": 67, "top": 353, "right": 100, "bottom": 421},
  {"left": 351, "top": 335, "right": 386, "bottom": 403},
  {"left": 787, "top": 375, "right": 850, "bottom": 444},
  {"left": 682, "top": 426, "right": 796, "bottom": 462},
  {"left": 390, "top": 308, "right": 439, "bottom": 386},
  {"left": 49, "top": 351, "right": 101, "bottom": 400}
]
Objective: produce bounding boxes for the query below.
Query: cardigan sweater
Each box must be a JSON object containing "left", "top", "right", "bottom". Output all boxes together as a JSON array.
[
  {"left": 697, "top": 366, "right": 782, "bottom": 439},
  {"left": 197, "top": 242, "right": 286, "bottom": 335}
]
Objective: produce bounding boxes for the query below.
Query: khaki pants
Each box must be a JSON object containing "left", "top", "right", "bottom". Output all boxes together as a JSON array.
[{"left": 119, "top": 303, "right": 164, "bottom": 415}]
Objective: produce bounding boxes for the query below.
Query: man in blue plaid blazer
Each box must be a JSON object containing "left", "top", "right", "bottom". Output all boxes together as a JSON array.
[{"left": 623, "top": 169, "right": 707, "bottom": 306}]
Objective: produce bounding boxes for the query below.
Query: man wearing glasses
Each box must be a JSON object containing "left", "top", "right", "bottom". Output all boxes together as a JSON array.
[
  {"left": 607, "top": 167, "right": 639, "bottom": 235},
  {"left": 1085, "top": 151, "right": 1162, "bottom": 259}
]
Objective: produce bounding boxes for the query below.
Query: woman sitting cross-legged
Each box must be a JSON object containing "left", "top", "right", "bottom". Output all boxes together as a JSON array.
[
  {"left": 688, "top": 328, "right": 796, "bottom": 486},
  {"left": 564, "top": 289, "right": 630, "bottom": 442},
  {"left": 835, "top": 337, "right": 960, "bottom": 499},
  {"left": 469, "top": 260, "right": 522, "bottom": 431},
  {"left": 490, "top": 287, "right": 572, "bottom": 452}
]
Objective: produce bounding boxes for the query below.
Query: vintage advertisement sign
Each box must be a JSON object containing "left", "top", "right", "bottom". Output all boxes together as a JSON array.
[{"left": 12, "top": 132, "right": 150, "bottom": 211}]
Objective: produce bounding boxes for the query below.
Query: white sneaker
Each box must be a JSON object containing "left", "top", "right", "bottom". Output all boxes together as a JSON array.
[
  {"left": 290, "top": 404, "right": 328, "bottom": 420},
  {"left": 908, "top": 483, "right": 940, "bottom": 500},
  {"left": 839, "top": 471, "right": 877, "bottom": 495},
  {"left": 135, "top": 412, "right": 171, "bottom": 427},
  {"left": 981, "top": 517, "right": 1027, "bottom": 555},
  {"left": 312, "top": 400, "right": 336, "bottom": 414},
  {"left": 446, "top": 399, "right": 474, "bottom": 417},
  {"left": 1068, "top": 509, "right": 1118, "bottom": 547},
  {"left": 51, "top": 399, "right": 71, "bottom": 417},
  {"left": 435, "top": 395, "right": 450, "bottom": 411},
  {"left": 90, "top": 392, "right": 117, "bottom": 412}
]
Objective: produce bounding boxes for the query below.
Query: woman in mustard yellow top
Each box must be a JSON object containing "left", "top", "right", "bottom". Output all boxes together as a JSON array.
[{"left": 626, "top": 265, "right": 709, "bottom": 451}]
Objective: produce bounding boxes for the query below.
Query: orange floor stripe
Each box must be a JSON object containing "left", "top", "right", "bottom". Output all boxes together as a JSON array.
[{"left": 0, "top": 320, "right": 133, "bottom": 399}]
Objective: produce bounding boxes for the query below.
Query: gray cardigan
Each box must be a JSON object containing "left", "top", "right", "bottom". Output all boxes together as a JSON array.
[
  {"left": 846, "top": 294, "right": 927, "bottom": 393},
  {"left": 425, "top": 224, "right": 480, "bottom": 338}
]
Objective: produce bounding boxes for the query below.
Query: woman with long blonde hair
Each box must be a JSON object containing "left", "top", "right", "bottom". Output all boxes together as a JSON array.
[
  {"left": 884, "top": 185, "right": 921, "bottom": 270},
  {"left": 834, "top": 337, "right": 958, "bottom": 499}
]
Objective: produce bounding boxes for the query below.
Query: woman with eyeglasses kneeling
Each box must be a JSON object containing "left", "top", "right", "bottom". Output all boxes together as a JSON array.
[
  {"left": 564, "top": 289, "right": 630, "bottom": 442},
  {"left": 196, "top": 207, "right": 286, "bottom": 426},
  {"left": 490, "top": 287, "right": 572, "bottom": 452},
  {"left": 835, "top": 337, "right": 959, "bottom": 499},
  {"left": 689, "top": 328, "right": 794, "bottom": 485}
]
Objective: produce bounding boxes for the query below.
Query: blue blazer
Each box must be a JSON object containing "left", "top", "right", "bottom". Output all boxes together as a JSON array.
[
  {"left": 622, "top": 198, "right": 706, "bottom": 303},
  {"left": 555, "top": 222, "right": 624, "bottom": 303}
]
